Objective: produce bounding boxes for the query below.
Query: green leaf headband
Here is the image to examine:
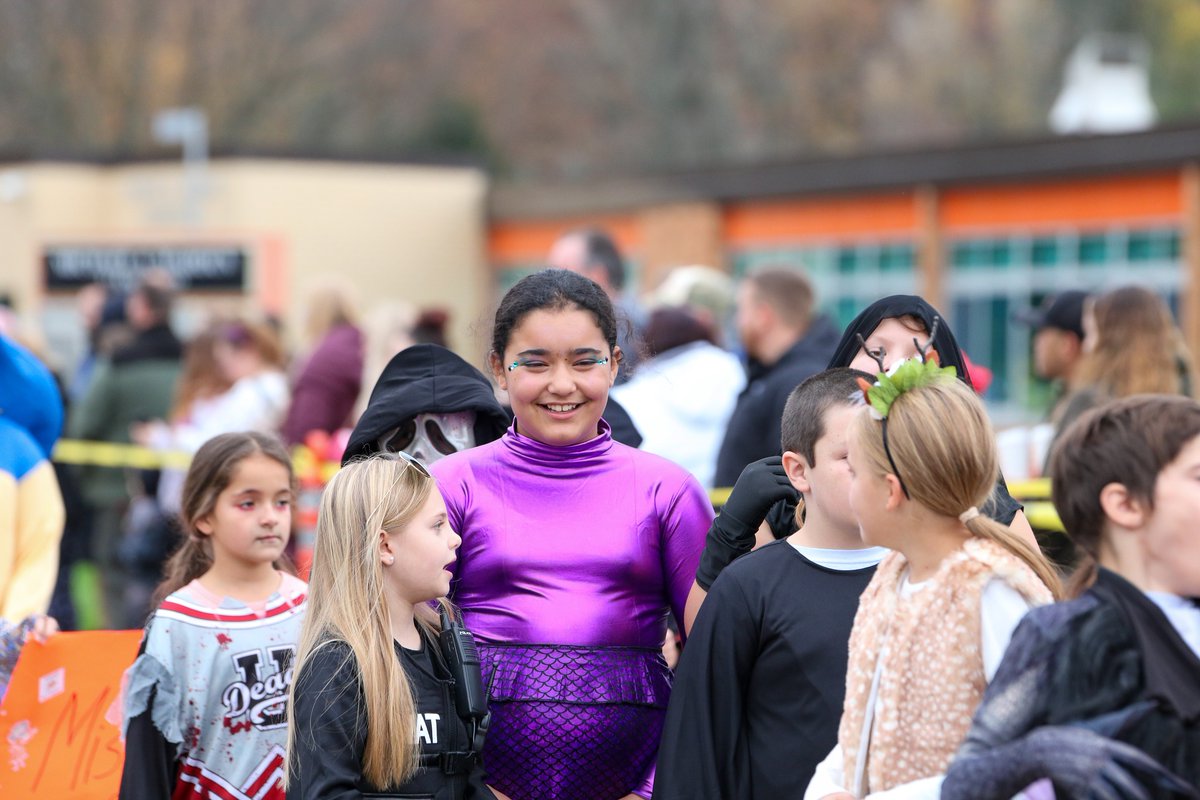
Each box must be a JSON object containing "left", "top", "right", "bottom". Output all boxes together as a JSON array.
[{"left": 854, "top": 317, "right": 957, "bottom": 498}]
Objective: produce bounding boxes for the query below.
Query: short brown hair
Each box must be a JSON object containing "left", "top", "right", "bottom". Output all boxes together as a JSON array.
[
  {"left": 781, "top": 368, "right": 873, "bottom": 464},
  {"left": 1049, "top": 394, "right": 1200, "bottom": 595},
  {"left": 746, "top": 268, "right": 814, "bottom": 331}
]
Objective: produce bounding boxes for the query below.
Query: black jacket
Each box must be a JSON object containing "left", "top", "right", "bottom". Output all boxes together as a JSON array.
[
  {"left": 713, "top": 316, "right": 840, "bottom": 487},
  {"left": 655, "top": 540, "right": 878, "bottom": 800},
  {"left": 344, "top": 344, "right": 510, "bottom": 465},
  {"left": 288, "top": 634, "right": 495, "bottom": 800},
  {"left": 944, "top": 569, "right": 1200, "bottom": 798}
]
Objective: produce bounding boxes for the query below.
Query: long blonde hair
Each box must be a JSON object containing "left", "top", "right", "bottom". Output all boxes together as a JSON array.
[
  {"left": 286, "top": 454, "right": 450, "bottom": 789},
  {"left": 1074, "top": 286, "right": 1194, "bottom": 398},
  {"left": 852, "top": 377, "right": 1063, "bottom": 598}
]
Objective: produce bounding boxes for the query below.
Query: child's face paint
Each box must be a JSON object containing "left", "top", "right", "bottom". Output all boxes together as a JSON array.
[
  {"left": 198, "top": 453, "right": 293, "bottom": 571},
  {"left": 849, "top": 317, "right": 925, "bottom": 374},
  {"left": 493, "top": 307, "right": 618, "bottom": 447}
]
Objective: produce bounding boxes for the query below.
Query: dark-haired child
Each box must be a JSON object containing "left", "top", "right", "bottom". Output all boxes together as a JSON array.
[
  {"left": 119, "top": 432, "right": 306, "bottom": 800},
  {"left": 430, "top": 269, "right": 712, "bottom": 800},
  {"left": 944, "top": 396, "right": 1200, "bottom": 799},
  {"left": 654, "top": 368, "right": 888, "bottom": 800}
]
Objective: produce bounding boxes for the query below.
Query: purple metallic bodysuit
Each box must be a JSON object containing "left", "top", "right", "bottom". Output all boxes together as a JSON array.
[{"left": 431, "top": 421, "right": 712, "bottom": 800}]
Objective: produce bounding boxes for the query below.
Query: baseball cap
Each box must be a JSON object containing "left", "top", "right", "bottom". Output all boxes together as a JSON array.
[{"left": 1015, "top": 291, "right": 1089, "bottom": 339}]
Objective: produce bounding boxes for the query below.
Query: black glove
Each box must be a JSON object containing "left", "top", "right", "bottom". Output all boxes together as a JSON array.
[
  {"left": 943, "top": 726, "right": 1199, "bottom": 800},
  {"left": 696, "top": 456, "right": 798, "bottom": 590},
  {"left": 1031, "top": 727, "right": 1198, "bottom": 800}
]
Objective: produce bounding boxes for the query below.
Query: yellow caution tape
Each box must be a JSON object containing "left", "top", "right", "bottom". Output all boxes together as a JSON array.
[
  {"left": 1005, "top": 478, "right": 1052, "bottom": 500},
  {"left": 53, "top": 439, "right": 194, "bottom": 470},
  {"left": 55, "top": 439, "right": 1065, "bottom": 533},
  {"left": 52, "top": 439, "right": 343, "bottom": 482},
  {"left": 708, "top": 477, "right": 1064, "bottom": 532}
]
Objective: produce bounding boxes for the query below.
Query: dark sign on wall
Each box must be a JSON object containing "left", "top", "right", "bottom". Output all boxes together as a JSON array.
[{"left": 43, "top": 245, "right": 247, "bottom": 291}]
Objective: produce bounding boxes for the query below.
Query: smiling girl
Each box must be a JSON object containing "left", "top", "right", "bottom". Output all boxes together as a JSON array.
[
  {"left": 119, "top": 432, "right": 305, "bottom": 800},
  {"left": 430, "top": 269, "right": 713, "bottom": 800}
]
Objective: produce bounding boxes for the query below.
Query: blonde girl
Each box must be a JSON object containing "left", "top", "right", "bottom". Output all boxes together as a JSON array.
[
  {"left": 119, "top": 432, "right": 305, "bottom": 800},
  {"left": 806, "top": 365, "right": 1061, "bottom": 800},
  {"left": 286, "top": 453, "right": 496, "bottom": 800}
]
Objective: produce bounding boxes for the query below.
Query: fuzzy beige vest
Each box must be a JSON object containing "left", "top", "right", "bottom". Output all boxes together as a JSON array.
[{"left": 838, "top": 537, "right": 1052, "bottom": 795}]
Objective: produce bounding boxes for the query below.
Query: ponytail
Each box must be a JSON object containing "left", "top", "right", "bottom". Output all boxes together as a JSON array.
[
  {"left": 1064, "top": 552, "right": 1098, "bottom": 599},
  {"left": 852, "top": 378, "right": 1062, "bottom": 600},
  {"left": 963, "top": 515, "right": 1063, "bottom": 600}
]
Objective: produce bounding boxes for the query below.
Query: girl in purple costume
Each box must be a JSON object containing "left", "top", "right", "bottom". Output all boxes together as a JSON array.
[{"left": 431, "top": 270, "right": 713, "bottom": 800}]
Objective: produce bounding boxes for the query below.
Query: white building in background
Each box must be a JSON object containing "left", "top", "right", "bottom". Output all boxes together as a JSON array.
[{"left": 1050, "top": 33, "right": 1157, "bottom": 135}]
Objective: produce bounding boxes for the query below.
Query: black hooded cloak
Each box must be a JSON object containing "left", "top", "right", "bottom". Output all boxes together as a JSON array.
[
  {"left": 343, "top": 344, "right": 511, "bottom": 465},
  {"left": 765, "top": 295, "right": 1022, "bottom": 537},
  {"left": 827, "top": 294, "right": 1022, "bottom": 525}
]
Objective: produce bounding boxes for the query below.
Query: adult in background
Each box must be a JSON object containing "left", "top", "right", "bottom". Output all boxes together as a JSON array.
[
  {"left": 713, "top": 268, "right": 839, "bottom": 488},
  {"left": 1051, "top": 285, "right": 1195, "bottom": 450},
  {"left": 549, "top": 228, "right": 645, "bottom": 380},
  {"left": 1014, "top": 290, "right": 1090, "bottom": 423},
  {"left": 68, "top": 275, "right": 182, "bottom": 627},
  {"left": 611, "top": 306, "right": 744, "bottom": 489},
  {"left": 282, "top": 281, "right": 364, "bottom": 446}
]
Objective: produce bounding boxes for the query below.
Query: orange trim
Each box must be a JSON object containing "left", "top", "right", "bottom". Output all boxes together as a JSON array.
[
  {"left": 942, "top": 173, "right": 1182, "bottom": 231},
  {"left": 258, "top": 235, "right": 288, "bottom": 316},
  {"left": 489, "top": 216, "right": 641, "bottom": 264},
  {"left": 724, "top": 193, "right": 918, "bottom": 244}
]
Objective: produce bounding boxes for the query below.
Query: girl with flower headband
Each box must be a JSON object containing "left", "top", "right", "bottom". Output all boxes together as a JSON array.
[{"left": 806, "top": 356, "right": 1062, "bottom": 800}]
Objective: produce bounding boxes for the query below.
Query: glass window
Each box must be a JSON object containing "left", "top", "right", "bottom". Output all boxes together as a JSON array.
[
  {"left": 880, "top": 244, "right": 914, "bottom": 272},
  {"left": 1078, "top": 234, "right": 1108, "bottom": 265},
  {"left": 1031, "top": 237, "right": 1058, "bottom": 267},
  {"left": 837, "top": 248, "right": 859, "bottom": 274}
]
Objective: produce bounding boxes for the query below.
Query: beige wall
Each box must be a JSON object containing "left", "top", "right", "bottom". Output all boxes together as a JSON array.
[{"left": 0, "top": 159, "right": 489, "bottom": 371}]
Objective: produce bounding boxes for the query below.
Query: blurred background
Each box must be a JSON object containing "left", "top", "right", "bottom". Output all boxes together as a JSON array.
[{"left": 2, "top": 0, "right": 1200, "bottom": 421}]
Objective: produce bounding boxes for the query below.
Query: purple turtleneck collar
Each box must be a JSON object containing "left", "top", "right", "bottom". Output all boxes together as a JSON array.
[{"left": 503, "top": 418, "right": 614, "bottom": 469}]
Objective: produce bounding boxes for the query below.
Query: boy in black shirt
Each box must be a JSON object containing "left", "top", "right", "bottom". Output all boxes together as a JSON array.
[{"left": 654, "top": 368, "right": 884, "bottom": 800}]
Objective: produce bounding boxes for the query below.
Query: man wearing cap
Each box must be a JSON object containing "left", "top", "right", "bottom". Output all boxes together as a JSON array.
[{"left": 1019, "top": 290, "right": 1090, "bottom": 420}]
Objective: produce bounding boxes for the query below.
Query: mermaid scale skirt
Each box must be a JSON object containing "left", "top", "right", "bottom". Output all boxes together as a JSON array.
[{"left": 478, "top": 643, "right": 673, "bottom": 800}]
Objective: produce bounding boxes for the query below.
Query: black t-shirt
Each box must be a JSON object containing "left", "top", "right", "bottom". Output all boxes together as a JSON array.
[
  {"left": 654, "top": 539, "right": 878, "bottom": 800},
  {"left": 288, "top": 635, "right": 495, "bottom": 800}
]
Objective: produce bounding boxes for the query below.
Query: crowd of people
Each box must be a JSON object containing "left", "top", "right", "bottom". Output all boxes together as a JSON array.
[{"left": 0, "top": 227, "right": 1197, "bottom": 800}]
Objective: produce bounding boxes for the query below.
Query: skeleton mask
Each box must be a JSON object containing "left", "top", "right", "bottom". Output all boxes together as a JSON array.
[{"left": 376, "top": 411, "right": 477, "bottom": 464}]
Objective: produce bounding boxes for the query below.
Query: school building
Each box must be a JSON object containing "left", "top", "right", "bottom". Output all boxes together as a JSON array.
[
  {"left": 0, "top": 157, "right": 489, "bottom": 369},
  {"left": 488, "top": 123, "right": 1200, "bottom": 420}
]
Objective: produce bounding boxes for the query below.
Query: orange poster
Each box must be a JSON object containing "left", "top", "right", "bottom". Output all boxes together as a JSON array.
[{"left": 0, "top": 630, "right": 141, "bottom": 800}]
